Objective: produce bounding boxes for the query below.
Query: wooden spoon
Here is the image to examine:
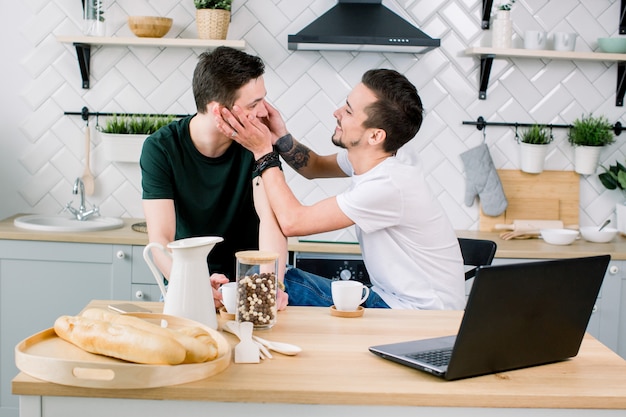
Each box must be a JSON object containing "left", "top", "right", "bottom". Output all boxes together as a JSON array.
[{"left": 82, "top": 123, "right": 95, "bottom": 195}]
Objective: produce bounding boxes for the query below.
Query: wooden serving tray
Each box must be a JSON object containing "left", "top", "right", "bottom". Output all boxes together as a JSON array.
[{"left": 14, "top": 313, "right": 231, "bottom": 389}]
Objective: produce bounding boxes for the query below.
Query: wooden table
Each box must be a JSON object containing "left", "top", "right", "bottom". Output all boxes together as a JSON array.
[{"left": 12, "top": 301, "right": 626, "bottom": 417}]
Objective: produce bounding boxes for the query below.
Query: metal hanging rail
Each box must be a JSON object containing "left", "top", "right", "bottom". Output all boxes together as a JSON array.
[
  {"left": 64, "top": 106, "right": 190, "bottom": 122},
  {"left": 463, "top": 116, "right": 623, "bottom": 136}
]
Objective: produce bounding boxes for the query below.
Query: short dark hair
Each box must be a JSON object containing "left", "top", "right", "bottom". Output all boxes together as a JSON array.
[
  {"left": 361, "top": 69, "right": 424, "bottom": 153},
  {"left": 192, "top": 47, "right": 265, "bottom": 113}
]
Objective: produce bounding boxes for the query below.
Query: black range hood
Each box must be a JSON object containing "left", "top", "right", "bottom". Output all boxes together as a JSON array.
[{"left": 288, "top": 0, "right": 440, "bottom": 54}]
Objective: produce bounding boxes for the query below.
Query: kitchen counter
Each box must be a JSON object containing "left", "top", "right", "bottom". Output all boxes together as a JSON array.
[
  {"left": 12, "top": 300, "right": 626, "bottom": 417},
  {"left": 3, "top": 214, "right": 626, "bottom": 260},
  {"left": 0, "top": 214, "right": 149, "bottom": 245},
  {"left": 290, "top": 231, "right": 626, "bottom": 260}
]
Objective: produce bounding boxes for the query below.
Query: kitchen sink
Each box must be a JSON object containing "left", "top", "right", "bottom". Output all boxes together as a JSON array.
[{"left": 14, "top": 214, "right": 124, "bottom": 232}]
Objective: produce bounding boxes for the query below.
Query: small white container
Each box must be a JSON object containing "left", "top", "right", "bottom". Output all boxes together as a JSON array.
[
  {"left": 580, "top": 227, "right": 618, "bottom": 243},
  {"left": 100, "top": 132, "right": 148, "bottom": 163},
  {"left": 540, "top": 229, "right": 579, "bottom": 245}
]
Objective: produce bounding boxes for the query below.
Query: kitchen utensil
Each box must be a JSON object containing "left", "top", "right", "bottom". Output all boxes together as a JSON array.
[
  {"left": 598, "top": 219, "right": 611, "bottom": 231},
  {"left": 252, "top": 335, "right": 302, "bottom": 356},
  {"left": 143, "top": 236, "right": 223, "bottom": 329},
  {"left": 82, "top": 123, "right": 95, "bottom": 196},
  {"left": 494, "top": 219, "right": 563, "bottom": 232},
  {"left": 479, "top": 170, "right": 579, "bottom": 232},
  {"left": 223, "top": 320, "right": 269, "bottom": 360},
  {"left": 14, "top": 313, "right": 230, "bottom": 389},
  {"left": 233, "top": 321, "right": 261, "bottom": 363},
  {"left": 499, "top": 230, "right": 541, "bottom": 240},
  {"left": 540, "top": 229, "right": 579, "bottom": 245},
  {"left": 580, "top": 226, "right": 618, "bottom": 243}
]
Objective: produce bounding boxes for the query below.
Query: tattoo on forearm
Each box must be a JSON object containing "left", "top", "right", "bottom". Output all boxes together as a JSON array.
[
  {"left": 275, "top": 134, "right": 294, "bottom": 153},
  {"left": 276, "top": 134, "right": 311, "bottom": 171},
  {"left": 284, "top": 143, "right": 311, "bottom": 170}
]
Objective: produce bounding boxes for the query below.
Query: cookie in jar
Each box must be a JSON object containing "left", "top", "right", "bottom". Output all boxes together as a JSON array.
[{"left": 235, "top": 251, "right": 279, "bottom": 329}]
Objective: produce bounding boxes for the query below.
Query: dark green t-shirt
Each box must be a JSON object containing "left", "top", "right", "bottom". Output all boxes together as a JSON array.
[{"left": 140, "top": 116, "right": 259, "bottom": 279}]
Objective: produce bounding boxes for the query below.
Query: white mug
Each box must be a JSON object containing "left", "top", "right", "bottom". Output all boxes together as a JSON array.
[
  {"left": 524, "top": 30, "right": 547, "bottom": 50},
  {"left": 332, "top": 280, "right": 370, "bottom": 311},
  {"left": 553, "top": 32, "right": 576, "bottom": 51},
  {"left": 219, "top": 282, "right": 238, "bottom": 314}
]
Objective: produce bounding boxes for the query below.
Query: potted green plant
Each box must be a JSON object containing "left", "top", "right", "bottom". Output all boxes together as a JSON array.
[
  {"left": 98, "top": 115, "right": 174, "bottom": 163},
  {"left": 194, "top": 0, "right": 232, "bottom": 40},
  {"left": 568, "top": 114, "right": 615, "bottom": 175},
  {"left": 519, "top": 124, "right": 551, "bottom": 174},
  {"left": 599, "top": 160, "right": 626, "bottom": 234}
]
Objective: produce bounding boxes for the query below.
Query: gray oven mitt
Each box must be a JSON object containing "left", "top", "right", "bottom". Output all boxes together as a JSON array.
[{"left": 460, "top": 143, "right": 508, "bottom": 216}]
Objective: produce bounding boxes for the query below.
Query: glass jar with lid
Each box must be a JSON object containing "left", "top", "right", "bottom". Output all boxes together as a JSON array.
[{"left": 234, "top": 250, "right": 279, "bottom": 329}]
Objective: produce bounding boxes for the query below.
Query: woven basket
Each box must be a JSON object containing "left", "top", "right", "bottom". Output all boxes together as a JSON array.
[{"left": 196, "top": 9, "right": 230, "bottom": 40}]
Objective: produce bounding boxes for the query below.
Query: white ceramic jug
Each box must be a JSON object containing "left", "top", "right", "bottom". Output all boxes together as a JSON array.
[{"left": 143, "top": 236, "right": 223, "bottom": 329}]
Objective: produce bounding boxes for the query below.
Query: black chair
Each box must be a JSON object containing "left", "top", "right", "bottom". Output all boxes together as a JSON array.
[{"left": 458, "top": 238, "right": 497, "bottom": 281}]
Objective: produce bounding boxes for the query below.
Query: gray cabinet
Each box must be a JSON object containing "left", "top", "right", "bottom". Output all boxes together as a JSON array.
[
  {"left": 130, "top": 246, "right": 162, "bottom": 302},
  {"left": 0, "top": 240, "right": 151, "bottom": 417}
]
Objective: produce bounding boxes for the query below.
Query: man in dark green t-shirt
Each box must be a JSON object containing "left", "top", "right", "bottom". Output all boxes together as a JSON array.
[{"left": 140, "top": 47, "right": 287, "bottom": 309}]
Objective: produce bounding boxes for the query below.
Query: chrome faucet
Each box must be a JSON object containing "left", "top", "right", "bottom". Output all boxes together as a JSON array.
[{"left": 65, "top": 178, "right": 100, "bottom": 221}]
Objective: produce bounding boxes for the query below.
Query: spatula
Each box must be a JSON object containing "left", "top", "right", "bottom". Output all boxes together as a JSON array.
[{"left": 82, "top": 122, "right": 95, "bottom": 196}]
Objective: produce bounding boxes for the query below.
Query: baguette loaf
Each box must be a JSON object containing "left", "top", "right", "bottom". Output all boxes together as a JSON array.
[
  {"left": 81, "top": 308, "right": 217, "bottom": 363},
  {"left": 54, "top": 315, "right": 186, "bottom": 365}
]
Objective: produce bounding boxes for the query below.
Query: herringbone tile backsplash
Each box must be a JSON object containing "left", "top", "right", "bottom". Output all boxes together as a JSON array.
[{"left": 10, "top": 0, "right": 626, "bottom": 238}]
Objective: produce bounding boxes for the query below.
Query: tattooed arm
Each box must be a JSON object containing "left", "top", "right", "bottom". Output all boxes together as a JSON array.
[{"left": 274, "top": 132, "right": 347, "bottom": 180}]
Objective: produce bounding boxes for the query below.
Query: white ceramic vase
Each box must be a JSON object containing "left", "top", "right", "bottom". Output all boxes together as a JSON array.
[
  {"left": 83, "top": 0, "right": 106, "bottom": 36},
  {"left": 573, "top": 146, "right": 603, "bottom": 175},
  {"left": 520, "top": 142, "right": 548, "bottom": 174},
  {"left": 492, "top": 10, "right": 512, "bottom": 48}
]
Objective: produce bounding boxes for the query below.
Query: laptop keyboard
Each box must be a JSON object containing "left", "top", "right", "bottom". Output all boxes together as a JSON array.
[{"left": 406, "top": 348, "right": 453, "bottom": 367}]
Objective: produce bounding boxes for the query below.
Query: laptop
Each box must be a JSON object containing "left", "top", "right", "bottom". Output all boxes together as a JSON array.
[{"left": 369, "top": 255, "right": 610, "bottom": 380}]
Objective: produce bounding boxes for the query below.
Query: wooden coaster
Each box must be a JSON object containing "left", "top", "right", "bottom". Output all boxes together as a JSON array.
[
  {"left": 330, "top": 305, "right": 364, "bottom": 318},
  {"left": 219, "top": 307, "right": 235, "bottom": 320}
]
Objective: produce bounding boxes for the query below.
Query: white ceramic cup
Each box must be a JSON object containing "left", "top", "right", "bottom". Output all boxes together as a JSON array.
[
  {"left": 331, "top": 280, "right": 370, "bottom": 311},
  {"left": 219, "top": 282, "right": 238, "bottom": 314},
  {"left": 553, "top": 32, "right": 576, "bottom": 51},
  {"left": 524, "top": 30, "right": 547, "bottom": 50}
]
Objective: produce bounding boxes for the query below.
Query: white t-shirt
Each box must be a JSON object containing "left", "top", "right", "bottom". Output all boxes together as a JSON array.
[{"left": 335, "top": 149, "right": 465, "bottom": 310}]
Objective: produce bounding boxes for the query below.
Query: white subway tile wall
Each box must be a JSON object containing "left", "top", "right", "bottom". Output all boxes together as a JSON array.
[{"left": 7, "top": 0, "right": 626, "bottom": 239}]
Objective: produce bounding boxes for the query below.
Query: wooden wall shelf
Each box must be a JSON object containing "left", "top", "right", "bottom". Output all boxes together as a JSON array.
[
  {"left": 56, "top": 36, "right": 246, "bottom": 89},
  {"left": 465, "top": 47, "right": 626, "bottom": 106}
]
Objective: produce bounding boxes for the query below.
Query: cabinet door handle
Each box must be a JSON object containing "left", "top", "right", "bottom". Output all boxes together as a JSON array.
[
  {"left": 609, "top": 265, "right": 619, "bottom": 275},
  {"left": 116, "top": 250, "right": 126, "bottom": 259},
  {"left": 135, "top": 290, "right": 144, "bottom": 299}
]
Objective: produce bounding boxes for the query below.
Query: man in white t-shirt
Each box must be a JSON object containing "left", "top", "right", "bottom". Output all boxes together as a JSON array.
[{"left": 215, "top": 69, "right": 465, "bottom": 310}]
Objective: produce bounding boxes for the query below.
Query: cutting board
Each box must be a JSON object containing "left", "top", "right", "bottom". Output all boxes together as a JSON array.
[
  {"left": 15, "top": 313, "right": 231, "bottom": 389},
  {"left": 479, "top": 170, "right": 579, "bottom": 232}
]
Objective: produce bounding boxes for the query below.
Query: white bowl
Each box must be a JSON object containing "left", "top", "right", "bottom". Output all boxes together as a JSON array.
[
  {"left": 580, "top": 227, "right": 618, "bottom": 243},
  {"left": 540, "top": 229, "right": 579, "bottom": 245}
]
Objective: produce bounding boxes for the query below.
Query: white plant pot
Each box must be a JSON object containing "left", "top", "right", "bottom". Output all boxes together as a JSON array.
[
  {"left": 573, "top": 146, "right": 602, "bottom": 175},
  {"left": 100, "top": 132, "right": 148, "bottom": 163},
  {"left": 519, "top": 142, "right": 548, "bottom": 174},
  {"left": 616, "top": 202, "right": 626, "bottom": 235}
]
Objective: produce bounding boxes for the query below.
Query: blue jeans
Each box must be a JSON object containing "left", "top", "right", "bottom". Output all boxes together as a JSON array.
[{"left": 283, "top": 267, "right": 389, "bottom": 308}]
